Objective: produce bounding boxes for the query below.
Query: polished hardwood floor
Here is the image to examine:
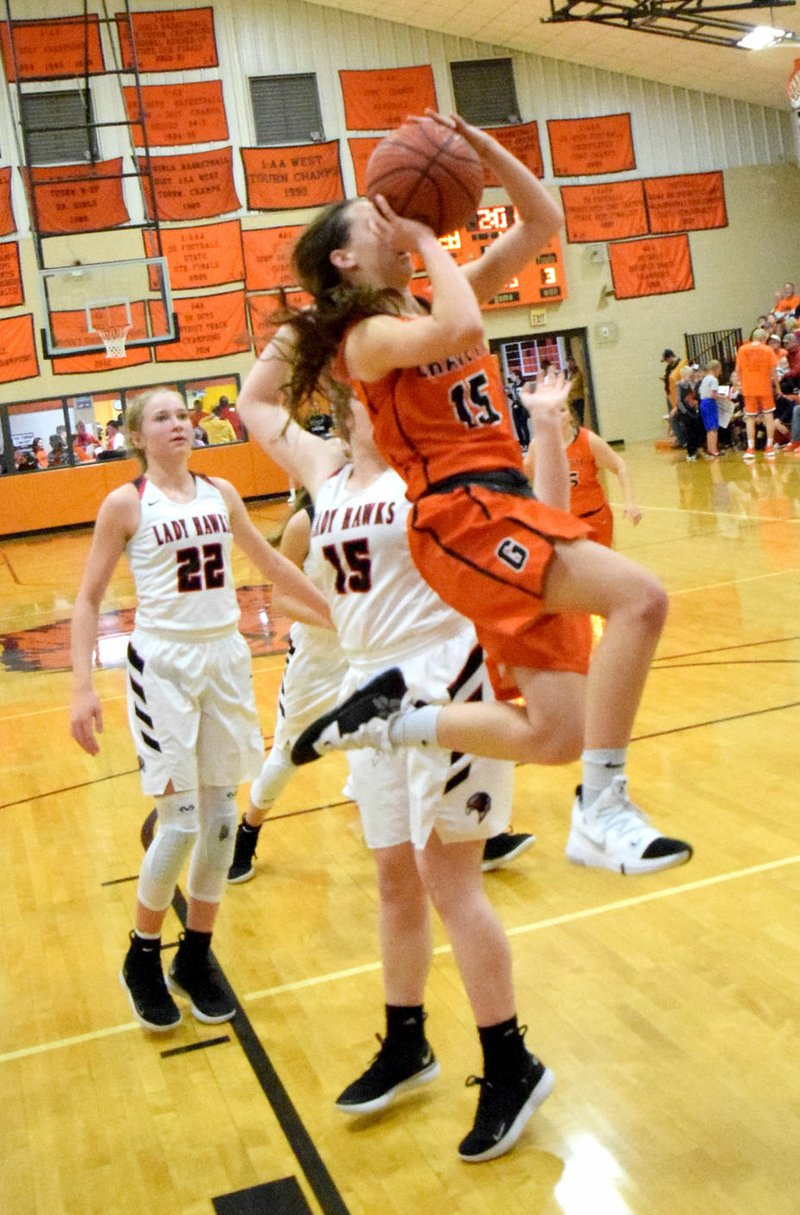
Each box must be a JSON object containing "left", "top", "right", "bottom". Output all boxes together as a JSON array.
[{"left": 1, "top": 440, "right": 799, "bottom": 1215}]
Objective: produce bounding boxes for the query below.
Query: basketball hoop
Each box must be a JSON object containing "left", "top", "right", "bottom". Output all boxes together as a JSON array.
[
  {"left": 787, "top": 58, "right": 800, "bottom": 108},
  {"left": 96, "top": 325, "right": 131, "bottom": 359}
]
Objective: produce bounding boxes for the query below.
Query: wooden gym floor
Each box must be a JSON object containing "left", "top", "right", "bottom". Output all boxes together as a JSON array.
[{"left": 1, "top": 440, "right": 799, "bottom": 1215}]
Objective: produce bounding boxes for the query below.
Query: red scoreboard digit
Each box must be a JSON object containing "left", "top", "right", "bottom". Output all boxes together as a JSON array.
[{"left": 437, "top": 205, "right": 568, "bottom": 309}]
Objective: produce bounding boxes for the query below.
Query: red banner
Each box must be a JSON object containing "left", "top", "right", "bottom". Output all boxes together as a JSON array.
[
  {"left": 0, "top": 17, "right": 104, "bottom": 81},
  {"left": 247, "top": 291, "right": 311, "bottom": 356},
  {"left": 0, "top": 242, "right": 23, "bottom": 307},
  {"left": 0, "top": 315, "right": 39, "bottom": 383},
  {"left": 27, "top": 160, "right": 129, "bottom": 234},
  {"left": 560, "top": 180, "right": 647, "bottom": 244},
  {"left": 339, "top": 66, "right": 437, "bottom": 130},
  {"left": 242, "top": 227, "right": 303, "bottom": 291},
  {"left": 483, "top": 123, "right": 543, "bottom": 186},
  {"left": 609, "top": 234, "right": 694, "bottom": 300},
  {"left": 348, "top": 138, "right": 382, "bottom": 197},
  {"left": 547, "top": 113, "right": 635, "bottom": 177},
  {"left": 144, "top": 220, "right": 244, "bottom": 289},
  {"left": 241, "top": 143, "right": 343, "bottom": 210},
  {"left": 152, "top": 291, "right": 250, "bottom": 362},
  {"left": 139, "top": 149, "right": 240, "bottom": 222},
  {"left": 644, "top": 172, "right": 727, "bottom": 233},
  {"left": 123, "top": 81, "right": 228, "bottom": 148},
  {"left": 50, "top": 301, "right": 151, "bottom": 375},
  {"left": 0, "top": 168, "right": 15, "bottom": 237},
  {"left": 116, "top": 7, "right": 218, "bottom": 71}
]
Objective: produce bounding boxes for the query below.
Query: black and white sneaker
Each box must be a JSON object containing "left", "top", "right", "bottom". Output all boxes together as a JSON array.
[
  {"left": 481, "top": 831, "right": 536, "bottom": 872},
  {"left": 291, "top": 668, "right": 408, "bottom": 766},
  {"left": 458, "top": 1053, "right": 554, "bottom": 1163},
  {"left": 335, "top": 1035, "right": 440, "bottom": 1114},
  {"left": 120, "top": 932, "right": 181, "bottom": 1032},
  {"left": 227, "top": 817, "right": 261, "bottom": 884},
  {"left": 167, "top": 936, "right": 236, "bottom": 1024},
  {"left": 567, "top": 778, "right": 693, "bottom": 875}
]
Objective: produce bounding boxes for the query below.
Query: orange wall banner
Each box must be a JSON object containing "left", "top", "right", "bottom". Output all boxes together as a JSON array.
[
  {"left": 0, "top": 168, "right": 16, "bottom": 236},
  {"left": 643, "top": 171, "right": 727, "bottom": 233},
  {"left": 483, "top": 123, "right": 543, "bottom": 186},
  {"left": 139, "top": 148, "right": 240, "bottom": 222},
  {"left": 348, "top": 138, "right": 382, "bottom": 197},
  {"left": 152, "top": 291, "right": 250, "bottom": 363},
  {"left": 241, "top": 143, "right": 344, "bottom": 211},
  {"left": 27, "top": 160, "right": 129, "bottom": 234},
  {"left": 116, "top": 7, "right": 218, "bottom": 72},
  {"left": 247, "top": 291, "right": 311, "bottom": 355},
  {"left": 0, "top": 315, "right": 39, "bottom": 383},
  {"left": 0, "top": 242, "right": 23, "bottom": 307},
  {"left": 547, "top": 113, "right": 635, "bottom": 177},
  {"left": 0, "top": 17, "right": 104, "bottom": 81},
  {"left": 609, "top": 234, "right": 694, "bottom": 300},
  {"left": 51, "top": 301, "right": 151, "bottom": 375},
  {"left": 144, "top": 220, "right": 244, "bottom": 289},
  {"left": 339, "top": 66, "right": 437, "bottom": 131},
  {"left": 123, "top": 81, "right": 229, "bottom": 148},
  {"left": 560, "top": 180, "right": 647, "bottom": 243},
  {"left": 242, "top": 227, "right": 303, "bottom": 291}
]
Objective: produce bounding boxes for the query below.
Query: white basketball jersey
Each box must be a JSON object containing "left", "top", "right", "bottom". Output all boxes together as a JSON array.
[
  {"left": 310, "top": 466, "right": 462, "bottom": 665},
  {"left": 127, "top": 474, "right": 240, "bottom": 634}
]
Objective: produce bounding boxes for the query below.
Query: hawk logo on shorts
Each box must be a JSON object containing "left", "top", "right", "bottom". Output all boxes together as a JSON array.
[
  {"left": 496, "top": 538, "right": 529, "bottom": 572},
  {"left": 466, "top": 791, "right": 492, "bottom": 823}
]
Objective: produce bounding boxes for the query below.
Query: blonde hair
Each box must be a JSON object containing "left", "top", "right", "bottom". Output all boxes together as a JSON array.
[{"left": 125, "top": 387, "right": 186, "bottom": 470}]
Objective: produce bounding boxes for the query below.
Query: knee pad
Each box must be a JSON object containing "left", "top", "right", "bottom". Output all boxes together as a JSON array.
[
  {"left": 138, "top": 791, "right": 199, "bottom": 912},
  {"left": 187, "top": 787, "right": 239, "bottom": 904},
  {"left": 250, "top": 746, "right": 296, "bottom": 811}
]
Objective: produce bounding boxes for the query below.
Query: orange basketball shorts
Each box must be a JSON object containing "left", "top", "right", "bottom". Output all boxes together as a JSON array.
[{"left": 744, "top": 394, "right": 774, "bottom": 416}]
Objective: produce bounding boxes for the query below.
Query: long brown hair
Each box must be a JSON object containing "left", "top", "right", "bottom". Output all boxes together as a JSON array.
[{"left": 273, "top": 200, "right": 404, "bottom": 420}]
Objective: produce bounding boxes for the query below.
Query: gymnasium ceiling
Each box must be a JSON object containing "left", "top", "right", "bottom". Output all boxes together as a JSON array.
[{"left": 313, "top": 0, "right": 800, "bottom": 111}]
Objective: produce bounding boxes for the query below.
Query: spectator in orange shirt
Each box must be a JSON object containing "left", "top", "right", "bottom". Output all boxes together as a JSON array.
[
  {"left": 735, "top": 328, "right": 781, "bottom": 461},
  {"left": 773, "top": 282, "right": 800, "bottom": 320}
]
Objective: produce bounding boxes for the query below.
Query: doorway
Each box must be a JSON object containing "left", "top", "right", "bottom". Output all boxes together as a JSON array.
[{"left": 490, "top": 326, "right": 597, "bottom": 434}]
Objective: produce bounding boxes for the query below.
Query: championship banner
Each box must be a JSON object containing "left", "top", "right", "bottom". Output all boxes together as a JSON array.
[
  {"left": 0, "top": 242, "right": 23, "bottom": 307},
  {"left": 483, "top": 122, "right": 543, "bottom": 186},
  {"left": 547, "top": 113, "right": 635, "bottom": 177},
  {"left": 123, "top": 82, "right": 228, "bottom": 148},
  {"left": 247, "top": 290, "right": 311, "bottom": 356},
  {"left": 241, "top": 143, "right": 343, "bottom": 211},
  {"left": 242, "top": 227, "right": 303, "bottom": 291},
  {"left": 609, "top": 234, "right": 694, "bottom": 300},
  {"left": 643, "top": 171, "right": 727, "bottom": 234},
  {"left": 560, "top": 180, "right": 647, "bottom": 243},
  {"left": 27, "top": 160, "right": 129, "bottom": 234},
  {"left": 153, "top": 290, "right": 250, "bottom": 362},
  {"left": 0, "top": 16, "right": 104, "bottom": 81},
  {"left": 143, "top": 220, "right": 244, "bottom": 289},
  {"left": 0, "top": 168, "right": 15, "bottom": 237},
  {"left": 348, "top": 138, "right": 382, "bottom": 197},
  {"left": 0, "top": 314, "right": 39, "bottom": 383},
  {"left": 339, "top": 66, "right": 437, "bottom": 131},
  {"left": 116, "top": 7, "right": 218, "bottom": 72},
  {"left": 51, "top": 302, "right": 151, "bottom": 375},
  {"left": 139, "top": 149, "right": 240, "bottom": 222}
]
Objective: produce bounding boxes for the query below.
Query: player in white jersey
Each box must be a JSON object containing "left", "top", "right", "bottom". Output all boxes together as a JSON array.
[
  {"left": 70, "top": 388, "right": 330, "bottom": 1034},
  {"left": 233, "top": 379, "right": 553, "bottom": 1164}
]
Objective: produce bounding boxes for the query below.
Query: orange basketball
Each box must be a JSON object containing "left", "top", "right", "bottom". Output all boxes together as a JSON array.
[{"left": 365, "top": 117, "right": 484, "bottom": 237}]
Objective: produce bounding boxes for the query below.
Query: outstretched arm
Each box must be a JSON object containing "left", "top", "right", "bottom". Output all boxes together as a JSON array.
[{"left": 588, "top": 432, "right": 642, "bottom": 525}]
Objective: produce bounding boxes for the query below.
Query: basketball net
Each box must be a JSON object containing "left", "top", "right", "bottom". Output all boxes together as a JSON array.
[
  {"left": 96, "top": 325, "right": 131, "bottom": 359},
  {"left": 787, "top": 58, "right": 800, "bottom": 108}
]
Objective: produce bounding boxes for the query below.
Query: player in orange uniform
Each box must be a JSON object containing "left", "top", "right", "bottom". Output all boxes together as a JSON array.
[
  {"left": 238, "top": 110, "right": 691, "bottom": 884},
  {"left": 736, "top": 328, "right": 781, "bottom": 461}
]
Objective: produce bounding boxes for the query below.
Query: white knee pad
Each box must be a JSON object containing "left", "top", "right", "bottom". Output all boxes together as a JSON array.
[
  {"left": 187, "top": 787, "right": 239, "bottom": 904},
  {"left": 138, "top": 791, "right": 199, "bottom": 912},
  {"left": 250, "top": 745, "right": 296, "bottom": 811}
]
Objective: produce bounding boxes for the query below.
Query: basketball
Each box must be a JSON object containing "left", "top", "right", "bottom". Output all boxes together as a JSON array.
[{"left": 365, "top": 117, "right": 484, "bottom": 237}]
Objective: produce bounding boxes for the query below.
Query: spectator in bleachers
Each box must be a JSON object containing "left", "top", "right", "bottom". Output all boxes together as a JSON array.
[{"left": 773, "top": 282, "right": 800, "bottom": 320}]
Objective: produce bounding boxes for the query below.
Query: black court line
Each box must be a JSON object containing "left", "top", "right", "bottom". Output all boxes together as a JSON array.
[
  {"left": 0, "top": 767, "right": 141, "bottom": 811},
  {"left": 214, "top": 1175, "right": 312, "bottom": 1215},
  {"left": 634, "top": 698, "right": 800, "bottom": 741},
  {"left": 654, "top": 633, "right": 800, "bottom": 662},
  {"left": 100, "top": 874, "right": 139, "bottom": 887},
  {"left": 161, "top": 1035, "right": 231, "bottom": 1059},
  {"left": 170, "top": 887, "right": 351, "bottom": 1215}
]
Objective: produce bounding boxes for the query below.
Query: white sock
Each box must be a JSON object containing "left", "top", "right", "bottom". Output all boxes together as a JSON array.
[
  {"left": 388, "top": 705, "right": 442, "bottom": 747},
  {"left": 581, "top": 748, "right": 627, "bottom": 809}
]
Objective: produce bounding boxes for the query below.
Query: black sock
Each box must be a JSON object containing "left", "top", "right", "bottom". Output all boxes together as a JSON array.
[
  {"left": 385, "top": 1003, "right": 426, "bottom": 1049},
  {"left": 177, "top": 928, "right": 212, "bottom": 965},
  {"left": 478, "top": 1015, "right": 528, "bottom": 1078},
  {"left": 241, "top": 817, "right": 261, "bottom": 835}
]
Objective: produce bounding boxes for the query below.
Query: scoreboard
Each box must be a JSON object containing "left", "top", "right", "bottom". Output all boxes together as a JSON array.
[{"left": 437, "top": 205, "right": 567, "bottom": 310}]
